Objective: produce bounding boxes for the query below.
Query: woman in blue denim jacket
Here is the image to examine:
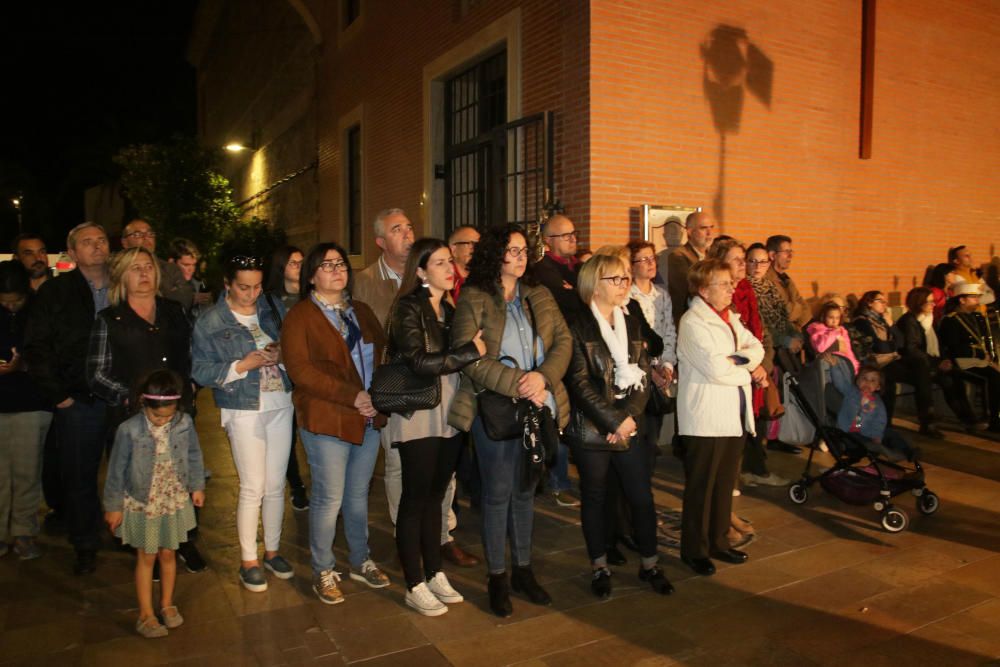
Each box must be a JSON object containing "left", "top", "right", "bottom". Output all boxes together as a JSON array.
[{"left": 191, "top": 256, "right": 294, "bottom": 593}]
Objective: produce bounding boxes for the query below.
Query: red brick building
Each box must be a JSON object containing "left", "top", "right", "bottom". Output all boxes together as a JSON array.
[{"left": 190, "top": 0, "right": 1000, "bottom": 300}]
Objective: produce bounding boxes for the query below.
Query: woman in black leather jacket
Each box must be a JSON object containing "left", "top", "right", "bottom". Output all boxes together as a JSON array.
[
  {"left": 385, "top": 238, "right": 485, "bottom": 617},
  {"left": 564, "top": 254, "right": 672, "bottom": 599}
]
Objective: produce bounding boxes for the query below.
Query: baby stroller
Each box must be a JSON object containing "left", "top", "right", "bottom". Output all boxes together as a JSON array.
[{"left": 783, "top": 375, "right": 940, "bottom": 533}]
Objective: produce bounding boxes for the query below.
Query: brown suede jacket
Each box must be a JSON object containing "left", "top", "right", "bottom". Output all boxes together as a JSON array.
[{"left": 281, "top": 296, "right": 387, "bottom": 444}]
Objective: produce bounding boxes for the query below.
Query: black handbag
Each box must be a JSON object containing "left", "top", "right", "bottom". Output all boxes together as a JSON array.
[
  {"left": 477, "top": 355, "right": 523, "bottom": 440},
  {"left": 370, "top": 308, "right": 440, "bottom": 417}
]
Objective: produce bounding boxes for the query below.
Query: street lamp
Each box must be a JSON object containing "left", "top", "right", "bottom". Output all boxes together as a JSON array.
[{"left": 225, "top": 142, "right": 250, "bottom": 153}]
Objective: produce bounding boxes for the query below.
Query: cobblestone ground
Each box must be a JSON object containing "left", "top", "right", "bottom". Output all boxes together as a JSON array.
[{"left": 2, "top": 394, "right": 1000, "bottom": 666}]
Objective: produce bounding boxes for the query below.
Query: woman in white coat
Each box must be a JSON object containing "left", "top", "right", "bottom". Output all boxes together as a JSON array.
[{"left": 677, "top": 259, "right": 766, "bottom": 577}]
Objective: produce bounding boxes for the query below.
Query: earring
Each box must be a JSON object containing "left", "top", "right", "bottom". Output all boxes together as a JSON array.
[{"left": 419, "top": 273, "right": 429, "bottom": 288}]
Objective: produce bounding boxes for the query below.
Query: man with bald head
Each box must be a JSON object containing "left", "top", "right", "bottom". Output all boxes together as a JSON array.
[
  {"left": 121, "top": 218, "right": 193, "bottom": 310},
  {"left": 533, "top": 214, "right": 585, "bottom": 321},
  {"left": 666, "top": 210, "right": 716, "bottom": 325}
]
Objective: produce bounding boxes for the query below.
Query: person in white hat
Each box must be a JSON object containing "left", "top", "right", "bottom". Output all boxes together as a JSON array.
[{"left": 939, "top": 281, "right": 1000, "bottom": 432}]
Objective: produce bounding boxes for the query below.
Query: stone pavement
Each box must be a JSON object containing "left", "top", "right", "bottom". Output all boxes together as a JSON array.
[{"left": 2, "top": 396, "right": 1000, "bottom": 666}]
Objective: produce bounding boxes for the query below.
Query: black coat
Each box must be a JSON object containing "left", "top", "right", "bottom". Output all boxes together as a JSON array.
[
  {"left": 533, "top": 254, "right": 585, "bottom": 321},
  {"left": 24, "top": 269, "right": 100, "bottom": 404},
  {"left": 564, "top": 308, "right": 650, "bottom": 451},
  {"left": 896, "top": 311, "right": 935, "bottom": 365},
  {"left": 388, "top": 289, "right": 481, "bottom": 377}
]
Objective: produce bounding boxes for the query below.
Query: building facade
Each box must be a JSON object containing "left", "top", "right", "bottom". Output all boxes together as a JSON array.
[{"left": 190, "top": 0, "right": 1000, "bottom": 299}]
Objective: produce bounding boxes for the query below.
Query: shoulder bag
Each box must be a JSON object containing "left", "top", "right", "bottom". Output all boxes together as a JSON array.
[{"left": 370, "top": 306, "right": 441, "bottom": 417}]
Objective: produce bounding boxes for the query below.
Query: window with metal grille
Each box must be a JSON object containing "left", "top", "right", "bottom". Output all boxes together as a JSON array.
[{"left": 443, "top": 50, "right": 552, "bottom": 236}]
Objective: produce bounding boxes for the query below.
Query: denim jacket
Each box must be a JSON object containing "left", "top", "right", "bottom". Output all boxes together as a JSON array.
[
  {"left": 103, "top": 412, "right": 205, "bottom": 513},
  {"left": 191, "top": 297, "right": 291, "bottom": 410}
]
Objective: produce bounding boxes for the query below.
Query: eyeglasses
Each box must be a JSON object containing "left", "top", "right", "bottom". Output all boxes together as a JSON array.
[
  {"left": 632, "top": 256, "right": 656, "bottom": 265},
  {"left": 747, "top": 259, "right": 771, "bottom": 266},
  {"left": 452, "top": 241, "right": 478, "bottom": 248},
  {"left": 230, "top": 255, "right": 263, "bottom": 270},
  {"left": 319, "top": 260, "right": 349, "bottom": 273},
  {"left": 774, "top": 248, "right": 794, "bottom": 256},
  {"left": 546, "top": 231, "right": 577, "bottom": 241},
  {"left": 709, "top": 281, "right": 736, "bottom": 291},
  {"left": 600, "top": 275, "right": 631, "bottom": 287},
  {"left": 125, "top": 231, "right": 156, "bottom": 240},
  {"left": 505, "top": 246, "right": 529, "bottom": 259}
]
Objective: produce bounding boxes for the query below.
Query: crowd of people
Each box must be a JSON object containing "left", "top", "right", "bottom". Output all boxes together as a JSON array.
[{"left": 1, "top": 209, "right": 998, "bottom": 637}]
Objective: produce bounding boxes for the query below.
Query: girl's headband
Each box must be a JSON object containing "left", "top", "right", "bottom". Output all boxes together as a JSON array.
[{"left": 142, "top": 393, "right": 181, "bottom": 400}]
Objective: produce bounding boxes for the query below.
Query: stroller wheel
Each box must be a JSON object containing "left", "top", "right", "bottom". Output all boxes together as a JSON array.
[
  {"left": 881, "top": 507, "right": 908, "bottom": 533},
  {"left": 788, "top": 483, "right": 808, "bottom": 505},
  {"left": 918, "top": 491, "right": 940, "bottom": 516}
]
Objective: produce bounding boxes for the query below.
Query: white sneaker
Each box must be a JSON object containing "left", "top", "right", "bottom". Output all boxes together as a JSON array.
[
  {"left": 426, "top": 571, "right": 464, "bottom": 604},
  {"left": 405, "top": 582, "right": 448, "bottom": 616},
  {"left": 744, "top": 472, "right": 790, "bottom": 487}
]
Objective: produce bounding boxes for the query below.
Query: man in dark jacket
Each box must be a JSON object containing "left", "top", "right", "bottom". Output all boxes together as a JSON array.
[
  {"left": 939, "top": 282, "right": 1000, "bottom": 432},
  {"left": 531, "top": 214, "right": 584, "bottom": 507},
  {"left": 24, "top": 222, "right": 110, "bottom": 574},
  {"left": 533, "top": 214, "right": 584, "bottom": 321}
]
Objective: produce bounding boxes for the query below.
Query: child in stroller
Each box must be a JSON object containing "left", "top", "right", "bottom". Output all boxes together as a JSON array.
[
  {"left": 786, "top": 365, "right": 939, "bottom": 533},
  {"left": 833, "top": 365, "right": 918, "bottom": 463}
]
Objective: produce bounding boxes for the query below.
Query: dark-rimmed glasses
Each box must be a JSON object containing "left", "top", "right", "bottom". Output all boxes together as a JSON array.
[
  {"left": 546, "top": 230, "right": 577, "bottom": 241},
  {"left": 600, "top": 275, "right": 631, "bottom": 287},
  {"left": 319, "top": 260, "right": 348, "bottom": 273}
]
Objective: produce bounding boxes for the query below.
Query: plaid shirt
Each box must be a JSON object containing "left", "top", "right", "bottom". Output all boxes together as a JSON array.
[{"left": 86, "top": 315, "right": 130, "bottom": 406}]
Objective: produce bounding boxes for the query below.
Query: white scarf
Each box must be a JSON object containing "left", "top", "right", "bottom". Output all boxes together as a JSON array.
[
  {"left": 917, "top": 312, "right": 940, "bottom": 357},
  {"left": 590, "top": 301, "right": 646, "bottom": 393}
]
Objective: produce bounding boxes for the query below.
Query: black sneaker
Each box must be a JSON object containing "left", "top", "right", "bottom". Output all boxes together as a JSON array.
[
  {"left": 177, "top": 542, "right": 207, "bottom": 573},
  {"left": 291, "top": 487, "right": 310, "bottom": 512},
  {"left": 591, "top": 567, "right": 612, "bottom": 598}
]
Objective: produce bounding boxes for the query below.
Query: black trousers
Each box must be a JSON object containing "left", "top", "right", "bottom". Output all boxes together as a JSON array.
[
  {"left": 963, "top": 366, "right": 1000, "bottom": 427},
  {"left": 55, "top": 399, "right": 107, "bottom": 551},
  {"left": 396, "top": 434, "right": 463, "bottom": 588},
  {"left": 681, "top": 434, "right": 745, "bottom": 560},
  {"left": 882, "top": 357, "right": 935, "bottom": 425},
  {"left": 604, "top": 412, "right": 663, "bottom": 547},
  {"left": 573, "top": 439, "right": 658, "bottom": 562},
  {"left": 741, "top": 425, "right": 769, "bottom": 476}
]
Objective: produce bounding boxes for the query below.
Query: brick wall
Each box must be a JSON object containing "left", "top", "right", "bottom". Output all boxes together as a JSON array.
[
  {"left": 315, "top": 0, "right": 590, "bottom": 261},
  {"left": 588, "top": 0, "right": 1000, "bottom": 301}
]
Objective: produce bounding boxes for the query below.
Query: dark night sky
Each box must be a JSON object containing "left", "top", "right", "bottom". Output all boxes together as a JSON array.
[{"left": 0, "top": 2, "right": 197, "bottom": 249}]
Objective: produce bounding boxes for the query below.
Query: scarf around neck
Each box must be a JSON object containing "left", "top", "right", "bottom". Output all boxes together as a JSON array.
[
  {"left": 917, "top": 311, "right": 940, "bottom": 357},
  {"left": 590, "top": 301, "right": 646, "bottom": 394}
]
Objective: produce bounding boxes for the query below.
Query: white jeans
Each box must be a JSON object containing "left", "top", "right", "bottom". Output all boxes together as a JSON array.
[
  {"left": 382, "top": 433, "right": 456, "bottom": 544},
  {"left": 224, "top": 407, "right": 294, "bottom": 561}
]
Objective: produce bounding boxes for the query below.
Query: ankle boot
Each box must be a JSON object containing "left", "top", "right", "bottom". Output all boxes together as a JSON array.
[
  {"left": 487, "top": 572, "right": 513, "bottom": 618},
  {"left": 510, "top": 565, "right": 552, "bottom": 606}
]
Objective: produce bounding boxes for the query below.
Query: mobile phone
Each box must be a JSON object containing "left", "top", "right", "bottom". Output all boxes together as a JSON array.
[{"left": 729, "top": 354, "right": 750, "bottom": 366}]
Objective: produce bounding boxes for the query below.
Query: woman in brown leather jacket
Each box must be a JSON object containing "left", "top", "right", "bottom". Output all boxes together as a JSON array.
[
  {"left": 564, "top": 253, "right": 672, "bottom": 599},
  {"left": 384, "top": 238, "right": 484, "bottom": 617}
]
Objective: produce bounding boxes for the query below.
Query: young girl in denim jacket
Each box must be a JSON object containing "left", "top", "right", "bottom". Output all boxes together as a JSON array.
[{"left": 104, "top": 370, "right": 205, "bottom": 638}]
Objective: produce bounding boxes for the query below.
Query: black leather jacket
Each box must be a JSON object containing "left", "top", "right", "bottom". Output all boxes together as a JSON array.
[
  {"left": 564, "top": 308, "right": 650, "bottom": 451},
  {"left": 387, "top": 289, "right": 481, "bottom": 377}
]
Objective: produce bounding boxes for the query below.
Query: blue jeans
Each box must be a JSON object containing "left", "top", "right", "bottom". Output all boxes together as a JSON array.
[
  {"left": 472, "top": 417, "right": 537, "bottom": 573},
  {"left": 547, "top": 440, "right": 572, "bottom": 493},
  {"left": 300, "top": 427, "right": 380, "bottom": 574}
]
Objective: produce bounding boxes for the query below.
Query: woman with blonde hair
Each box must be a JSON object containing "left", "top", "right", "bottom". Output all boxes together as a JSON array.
[
  {"left": 87, "top": 246, "right": 204, "bottom": 571},
  {"left": 564, "top": 253, "right": 671, "bottom": 598}
]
